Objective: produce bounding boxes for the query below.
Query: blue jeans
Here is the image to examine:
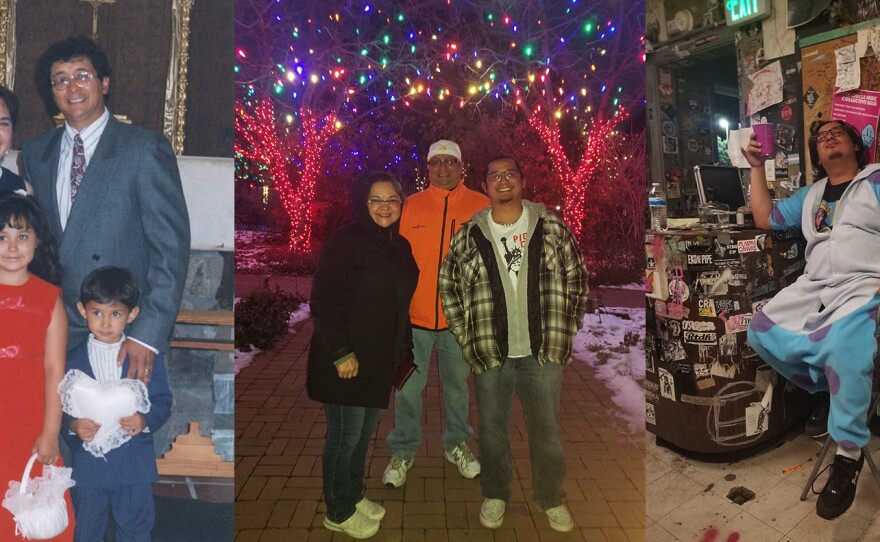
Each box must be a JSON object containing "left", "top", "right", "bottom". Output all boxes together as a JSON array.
[
  {"left": 475, "top": 355, "right": 566, "bottom": 509},
  {"left": 323, "top": 404, "right": 382, "bottom": 523},
  {"left": 385, "top": 328, "right": 474, "bottom": 459}
]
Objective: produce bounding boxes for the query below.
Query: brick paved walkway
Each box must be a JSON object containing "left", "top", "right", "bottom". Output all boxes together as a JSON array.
[{"left": 235, "top": 319, "right": 645, "bottom": 541}]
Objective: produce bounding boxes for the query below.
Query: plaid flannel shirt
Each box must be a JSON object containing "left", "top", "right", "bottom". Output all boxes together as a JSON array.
[{"left": 439, "top": 200, "right": 589, "bottom": 373}]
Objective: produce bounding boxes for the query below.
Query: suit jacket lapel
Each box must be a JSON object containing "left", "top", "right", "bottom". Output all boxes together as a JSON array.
[
  {"left": 60, "top": 117, "right": 122, "bottom": 261},
  {"left": 37, "top": 129, "right": 65, "bottom": 239}
]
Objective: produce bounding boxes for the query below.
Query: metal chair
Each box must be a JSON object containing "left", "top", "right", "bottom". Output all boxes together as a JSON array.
[{"left": 800, "top": 340, "right": 880, "bottom": 501}]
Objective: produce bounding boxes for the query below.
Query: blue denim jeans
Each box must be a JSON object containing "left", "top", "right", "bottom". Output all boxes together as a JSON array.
[
  {"left": 323, "top": 404, "right": 382, "bottom": 523},
  {"left": 385, "top": 328, "right": 474, "bottom": 459},
  {"left": 475, "top": 355, "right": 566, "bottom": 509}
]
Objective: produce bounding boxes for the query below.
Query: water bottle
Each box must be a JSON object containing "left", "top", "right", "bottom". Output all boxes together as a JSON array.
[{"left": 648, "top": 183, "right": 668, "bottom": 232}]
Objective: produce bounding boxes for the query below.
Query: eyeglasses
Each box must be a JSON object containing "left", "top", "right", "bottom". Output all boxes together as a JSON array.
[
  {"left": 486, "top": 170, "right": 521, "bottom": 183},
  {"left": 51, "top": 71, "right": 98, "bottom": 91},
  {"left": 367, "top": 197, "right": 402, "bottom": 208},
  {"left": 427, "top": 157, "right": 459, "bottom": 167},
  {"left": 813, "top": 126, "right": 847, "bottom": 143}
]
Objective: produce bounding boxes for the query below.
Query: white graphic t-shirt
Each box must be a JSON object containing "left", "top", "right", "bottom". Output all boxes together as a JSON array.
[{"left": 488, "top": 207, "right": 529, "bottom": 290}]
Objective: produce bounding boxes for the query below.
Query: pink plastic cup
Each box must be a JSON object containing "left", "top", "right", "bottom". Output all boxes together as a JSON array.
[{"left": 752, "top": 123, "right": 775, "bottom": 158}]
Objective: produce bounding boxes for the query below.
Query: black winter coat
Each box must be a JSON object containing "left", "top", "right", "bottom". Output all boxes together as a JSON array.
[{"left": 306, "top": 219, "right": 419, "bottom": 408}]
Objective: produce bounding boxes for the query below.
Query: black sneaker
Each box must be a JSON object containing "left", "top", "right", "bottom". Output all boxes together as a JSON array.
[
  {"left": 805, "top": 402, "right": 830, "bottom": 439},
  {"left": 814, "top": 453, "right": 864, "bottom": 520}
]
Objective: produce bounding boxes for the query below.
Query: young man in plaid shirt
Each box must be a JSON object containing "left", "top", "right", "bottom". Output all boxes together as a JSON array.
[{"left": 439, "top": 156, "right": 588, "bottom": 532}]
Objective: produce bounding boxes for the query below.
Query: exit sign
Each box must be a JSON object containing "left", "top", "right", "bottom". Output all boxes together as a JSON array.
[{"left": 724, "top": 0, "right": 770, "bottom": 27}]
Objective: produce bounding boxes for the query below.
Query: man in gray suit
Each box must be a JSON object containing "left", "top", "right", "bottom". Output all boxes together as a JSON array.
[{"left": 22, "top": 36, "right": 190, "bottom": 385}]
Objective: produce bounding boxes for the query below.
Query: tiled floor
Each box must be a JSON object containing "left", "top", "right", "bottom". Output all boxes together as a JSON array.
[
  {"left": 235, "top": 318, "right": 645, "bottom": 541},
  {"left": 646, "top": 430, "right": 880, "bottom": 541}
]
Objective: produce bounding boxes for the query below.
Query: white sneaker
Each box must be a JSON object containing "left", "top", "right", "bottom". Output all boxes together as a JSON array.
[
  {"left": 355, "top": 497, "right": 386, "bottom": 521},
  {"left": 323, "top": 510, "right": 380, "bottom": 539},
  {"left": 544, "top": 504, "right": 573, "bottom": 532},
  {"left": 382, "top": 456, "right": 413, "bottom": 488},
  {"left": 444, "top": 442, "right": 481, "bottom": 479},
  {"left": 479, "top": 498, "right": 506, "bottom": 528}
]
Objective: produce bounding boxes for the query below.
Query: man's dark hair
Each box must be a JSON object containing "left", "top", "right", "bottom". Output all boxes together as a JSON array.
[
  {"left": 0, "top": 86, "right": 20, "bottom": 127},
  {"left": 36, "top": 36, "right": 111, "bottom": 95},
  {"left": 485, "top": 156, "right": 523, "bottom": 178},
  {"left": 79, "top": 266, "right": 140, "bottom": 309},
  {"left": 808, "top": 119, "right": 867, "bottom": 180}
]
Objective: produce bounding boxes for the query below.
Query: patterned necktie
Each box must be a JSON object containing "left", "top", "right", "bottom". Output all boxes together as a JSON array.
[{"left": 70, "top": 134, "right": 86, "bottom": 203}]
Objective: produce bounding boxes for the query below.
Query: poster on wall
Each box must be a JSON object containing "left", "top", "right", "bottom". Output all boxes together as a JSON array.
[
  {"left": 747, "top": 61, "right": 784, "bottom": 115},
  {"left": 831, "top": 89, "right": 880, "bottom": 163}
]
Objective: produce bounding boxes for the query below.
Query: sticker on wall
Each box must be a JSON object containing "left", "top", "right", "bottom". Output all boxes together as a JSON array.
[
  {"left": 687, "top": 253, "right": 714, "bottom": 265},
  {"left": 668, "top": 361, "right": 692, "bottom": 374},
  {"left": 662, "top": 120, "right": 677, "bottom": 137},
  {"left": 715, "top": 298, "right": 740, "bottom": 314},
  {"left": 656, "top": 300, "right": 691, "bottom": 320},
  {"left": 663, "top": 136, "right": 679, "bottom": 154},
  {"left": 751, "top": 298, "right": 771, "bottom": 314},
  {"left": 668, "top": 275, "right": 690, "bottom": 304},
  {"left": 685, "top": 237, "right": 713, "bottom": 253},
  {"left": 693, "top": 270, "right": 728, "bottom": 296},
  {"left": 719, "top": 311, "right": 754, "bottom": 333},
  {"left": 782, "top": 243, "right": 800, "bottom": 260},
  {"left": 646, "top": 390, "right": 659, "bottom": 403},
  {"left": 687, "top": 138, "right": 699, "bottom": 152},
  {"left": 745, "top": 403, "right": 769, "bottom": 436},
  {"left": 804, "top": 87, "right": 819, "bottom": 109},
  {"left": 724, "top": 268, "right": 750, "bottom": 287},
  {"left": 682, "top": 320, "right": 716, "bottom": 332},
  {"left": 659, "top": 368, "right": 676, "bottom": 401},
  {"left": 694, "top": 361, "right": 716, "bottom": 389},
  {"left": 667, "top": 182, "right": 681, "bottom": 199},
  {"left": 719, "top": 333, "right": 739, "bottom": 356},
  {"left": 683, "top": 330, "right": 717, "bottom": 345},
  {"left": 737, "top": 238, "right": 760, "bottom": 253},
  {"left": 646, "top": 402, "right": 656, "bottom": 425},
  {"left": 781, "top": 104, "right": 793, "bottom": 121},
  {"left": 661, "top": 339, "right": 688, "bottom": 362},
  {"left": 698, "top": 298, "right": 717, "bottom": 317},
  {"left": 667, "top": 319, "right": 682, "bottom": 338}
]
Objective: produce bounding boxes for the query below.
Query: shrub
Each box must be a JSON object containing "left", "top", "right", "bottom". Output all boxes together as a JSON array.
[{"left": 235, "top": 284, "right": 306, "bottom": 351}]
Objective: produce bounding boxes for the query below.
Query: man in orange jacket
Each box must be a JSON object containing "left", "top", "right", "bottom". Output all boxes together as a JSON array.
[{"left": 382, "top": 140, "right": 489, "bottom": 487}]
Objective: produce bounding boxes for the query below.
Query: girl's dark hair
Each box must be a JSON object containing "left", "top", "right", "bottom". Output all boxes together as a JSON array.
[
  {"left": 0, "top": 194, "right": 62, "bottom": 285},
  {"left": 808, "top": 120, "right": 867, "bottom": 180},
  {"left": 0, "top": 85, "right": 19, "bottom": 127}
]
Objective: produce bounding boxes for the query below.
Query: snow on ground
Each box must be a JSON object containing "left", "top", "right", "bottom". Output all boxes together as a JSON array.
[
  {"left": 233, "top": 299, "right": 312, "bottom": 375},
  {"left": 572, "top": 306, "right": 645, "bottom": 435},
  {"left": 613, "top": 282, "right": 644, "bottom": 291}
]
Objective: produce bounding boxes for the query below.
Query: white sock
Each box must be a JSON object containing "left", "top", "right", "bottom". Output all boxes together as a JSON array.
[{"left": 837, "top": 445, "right": 862, "bottom": 460}]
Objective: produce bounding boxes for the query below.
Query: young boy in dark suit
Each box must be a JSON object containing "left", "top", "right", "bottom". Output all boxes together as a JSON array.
[{"left": 61, "top": 266, "right": 171, "bottom": 541}]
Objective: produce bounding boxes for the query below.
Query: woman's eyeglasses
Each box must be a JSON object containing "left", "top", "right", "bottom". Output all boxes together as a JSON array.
[{"left": 367, "top": 198, "right": 402, "bottom": 208}]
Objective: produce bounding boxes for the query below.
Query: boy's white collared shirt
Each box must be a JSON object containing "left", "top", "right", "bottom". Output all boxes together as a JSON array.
[{"left": 86, "top": 332, "right": 124, "bottom": 383}]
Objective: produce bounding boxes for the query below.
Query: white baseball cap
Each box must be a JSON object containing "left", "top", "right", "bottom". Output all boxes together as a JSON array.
[{"left": 427, "top": 139, "right": 462, "bottom": 162}]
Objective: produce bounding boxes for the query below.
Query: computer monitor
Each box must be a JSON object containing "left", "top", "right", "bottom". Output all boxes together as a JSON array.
[{"left": 694, "top": 165, "right": 747, "bottom": 209}]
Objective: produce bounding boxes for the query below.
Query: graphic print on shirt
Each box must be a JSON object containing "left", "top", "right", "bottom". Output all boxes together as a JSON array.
[
  {"left": 501, "top": 236, "right": 523, "bottom": 275},
  {"left": 814, "top": 200, "right": 837, "bottom": 233},
  {"left": 501, "top": 231, "right": 527, "bottom": 275}
]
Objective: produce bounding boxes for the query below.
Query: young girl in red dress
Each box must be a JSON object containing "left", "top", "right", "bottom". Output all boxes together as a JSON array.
[{"left": 0, "top": 194, "right": 73, "bottom": 540}]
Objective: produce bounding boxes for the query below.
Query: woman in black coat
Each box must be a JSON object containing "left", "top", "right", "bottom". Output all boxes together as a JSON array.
[{"left": 307, "top": 171, "right": 418, "bottom": 538}]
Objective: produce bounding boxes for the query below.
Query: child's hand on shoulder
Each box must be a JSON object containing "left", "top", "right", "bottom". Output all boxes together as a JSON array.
[
  {"left": 71, "top": 418, "right": 101, "bottom": 442},
  {"left": 120, "top": 413, "right": 146, "bottom": 437},
  {"left": 32, "top": 431, "right": 60, "bottom": 465}
]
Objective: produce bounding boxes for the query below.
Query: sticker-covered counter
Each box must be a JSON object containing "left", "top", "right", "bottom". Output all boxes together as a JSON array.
[{"left": 645, "top": 227, "right": 810, "bottom": 459}]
